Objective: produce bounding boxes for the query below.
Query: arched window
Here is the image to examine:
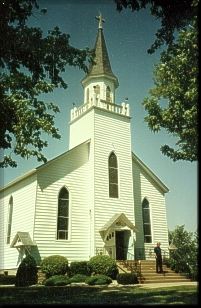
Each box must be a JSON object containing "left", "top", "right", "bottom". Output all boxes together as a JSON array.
[
  {"left": 106, "top": 86, "right": 111, "bottom": 102},
  {"left": 142, "top": 198, "right": 152, "bottom": 243},
  {"left": 108, "top": 152, "right": 118, "bottom": 198},
  {"left": 57, "top": 187, "right": 69, "bottom": 240},
  {"left": 86, "top": 88, "right": 89, "bottom": 103},
  {"left": 94, "top": 85, "right": 100, "bottom": 95},
  {"left": 7, "top": 196, "right": 13, "bottom": 244}
]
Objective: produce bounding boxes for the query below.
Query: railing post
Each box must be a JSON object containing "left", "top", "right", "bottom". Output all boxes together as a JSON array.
[
  {"left": 138, "top": 260, "right": 142, "bottom": 282},
  {"left": 126, "top": 103, "right": 130, "bottom": 116},
  {"left": 121, "top": 102, "right": 125, "bottom": 115}
]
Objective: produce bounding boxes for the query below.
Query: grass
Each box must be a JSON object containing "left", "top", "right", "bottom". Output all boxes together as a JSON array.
[{"left": 0, "top": 284, "right": 198, "bottom": 305}]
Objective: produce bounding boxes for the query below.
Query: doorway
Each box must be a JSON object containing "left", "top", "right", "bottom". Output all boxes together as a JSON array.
[{"left": 115, "top": 230, "right": 130, "bottom": 260}]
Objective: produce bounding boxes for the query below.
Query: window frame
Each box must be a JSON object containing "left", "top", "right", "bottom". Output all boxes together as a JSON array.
[
  {"left": 86, "top": 88, "right": 90, "bottom": 103},
  {"left": 108, "top": 152, "right": 119, "bottom": 198},
  {"left": 57, "top": 187, "right": 69, "bottom": 240},
  {"left": 7, "top": 196, "right": 13, "bottom": 244},
  {"left": 106, "top": 85, "right": 111, "bottom": 102},
  {"left": 142, "top": 198, "right": 152, "bottom": 243},
  {"left": 94, "top": 84, "right": 100, "bottom": 95}
]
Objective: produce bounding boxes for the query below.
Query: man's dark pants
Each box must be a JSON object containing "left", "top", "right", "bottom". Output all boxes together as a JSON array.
[{"left": 156, "top": 255, "right": 163, "bottom": 273}]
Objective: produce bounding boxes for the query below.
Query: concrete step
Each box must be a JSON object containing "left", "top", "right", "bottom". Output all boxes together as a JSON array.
[
  {"left": 139, "top": 261, "right": 156, "bottom": 264},
  {"left": 140, "top": 272, "right": 185, "bottom": 277},
  {"left": 116, "top": 260, "right": 192, "bottom": 284},
  {"left": 140, "top": 278, "right": 191, "bottom": 283},
  {"left": 141, "top": 275, "right": 190, "bottom": 280}
]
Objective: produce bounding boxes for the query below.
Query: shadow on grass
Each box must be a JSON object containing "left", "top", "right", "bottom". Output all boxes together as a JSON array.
[{"left": 0, "top": 285, "right": 198, "bottom": 305}]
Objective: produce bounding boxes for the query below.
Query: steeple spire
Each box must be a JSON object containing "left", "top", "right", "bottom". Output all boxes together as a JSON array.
[
  {"left": 96, "top": 12, "right": 105, "bottom": 29},
  {"left": 82, "top": 13, "right": 119, "bottom": 88},
  {"left": 70, "top": 14, "right": 130, "bottom": 123}
]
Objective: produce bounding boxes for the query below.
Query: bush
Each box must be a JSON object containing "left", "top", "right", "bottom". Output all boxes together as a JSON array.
[
  {"left": 168, "top": 226, "right": 198, "bottom": 281},
  {"left": 117, "top": 273, "right": 138, "bottom": 285},
  {"left": 0, "top": 274, "right": 16, "bottom": 285},
  {"left": 85, "top": 274, "right": 112, "bottom": 285},
  {"left": 69, "top": 261, "right": 91, "bottom": 276},
  {"left": 69, "top": 274, "right": 88, "bottom": 283},
  {"left": 40, "top": 255, "right": 69, "bottom": 278},
  {"left": 15, "top": 254, "right": 38, "bottom": 287},
  {"left": 44, "top": 275, "right": 70, "bottom": 286},
  {"left": 88, "top": 255, "right": 118, "bottom": 279},
  {"left": 164, "top": 258, "right": 171, "bottom": 268}
]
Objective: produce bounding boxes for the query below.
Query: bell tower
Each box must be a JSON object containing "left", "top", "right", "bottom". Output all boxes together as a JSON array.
[
  {"left": 69, "top": 14, "right": 130, "bottom": 150},
  {"left": 82, "top": 13, "right": 119, "bottom": 105}
]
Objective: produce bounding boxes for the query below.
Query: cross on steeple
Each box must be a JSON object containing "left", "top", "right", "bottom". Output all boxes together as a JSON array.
[{"left": 96, "top": 13, "right": 105, "bottom": 29}]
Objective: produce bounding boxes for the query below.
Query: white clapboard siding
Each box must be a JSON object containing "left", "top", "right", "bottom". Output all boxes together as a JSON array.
[
  {"left": 93, "top": 108, "right": 135, "bottom": 249},
  {"left": 33, "top": 141, "right": 92, "bottom": 262},
  {"left": 0, "top": 174, "right": 37, "bottom": 270},
  {"left": 132, "top": 158, "right": 169, "bottom": 258},
  {"left": 69, "top": 109, "right": 96, "bottom": 257},
  {"left": 69, "top": 106, "right": 135, "bottom": 254},
  {"left": 69, "top": 108, "right": 94, "bottom": 150},
  {"left": 0, "top": 99, "right": 170, "bottom": 271}
]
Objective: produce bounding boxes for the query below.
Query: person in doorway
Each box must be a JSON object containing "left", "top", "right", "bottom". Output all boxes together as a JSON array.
[{"left": 154, "top": 242, "right": 163, "bottom": 273}]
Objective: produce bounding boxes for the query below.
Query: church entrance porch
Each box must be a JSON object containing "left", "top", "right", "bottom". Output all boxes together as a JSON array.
[{"left": 99, "top": 213, "right": 137, "bottom": 260}]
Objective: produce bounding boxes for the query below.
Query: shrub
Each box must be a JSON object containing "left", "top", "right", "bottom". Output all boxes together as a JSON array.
[
  {"left": 88, "top": 255, "right": 118, "bottom": 279},
  {"left": 85, "top": 274, "right": 112, "bottom": 285},
  {"left": 15, "top": 254, "right": 38, "bottom": 287},
  {"left": 69, "top": 261, "right": 91, "bottom": 276},
  {"left": 164, "top": 258, "right": 171, "bottom": 268},
  {"left": 69, "top": 274, "right": 88, "bottom": 283},
  {"left": 44, "top": 275, "right": 70, "bottom": 286},
  {"left": 116, "top": 273, "right": 138, "bottom": 285},
  {"left": 0, "top": 274, "right": 16, "bottom": 285},
  {"left": 168, "top": 226, "right": 198, "bottom": 280},
  {"left": 40, "top": 255, "right": 69, "bottom": 278}
]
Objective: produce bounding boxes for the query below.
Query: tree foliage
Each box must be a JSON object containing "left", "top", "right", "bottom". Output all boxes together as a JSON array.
[
  {"left": 115, "top": 0, "right": 198, "bottom": 53},
  {"left": 143, "top": 19, "right": 198, "bottom": 161},
  {"left": 115, "top": 0, "right": 198, "bottom": 161},
  {"left": 0, "top": 0, "right": 92, "bottom": 168},
  {"left": 168, "top": 225, "right": 198, "bottom": 280},
  {"left": 15, "top": 254, "right": 38, "bottom": 287}
]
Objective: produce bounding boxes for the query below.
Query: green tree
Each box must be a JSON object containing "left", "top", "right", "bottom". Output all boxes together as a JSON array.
[
  {"left": 0, "top": 0, "right": 92, "bottom": 168},
  {"left": 143, "top": 19, "right": 198, "bottom": 161},
  {"left": 15, "top": 254, "right": 38, "bottom": 287},
  {"left": 115, "top": 0, "right": 198, "bottom": 53},
  {"left": 115, "top": 0, "right": 198, "bottom": 161},
  {"left": 168, "top": 225, "right": 198, "bottom": 280}
]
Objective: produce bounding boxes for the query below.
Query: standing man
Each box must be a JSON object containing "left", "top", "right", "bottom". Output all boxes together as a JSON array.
[{"left": 154, "top": 242, "right": 163, "bottom": 273}]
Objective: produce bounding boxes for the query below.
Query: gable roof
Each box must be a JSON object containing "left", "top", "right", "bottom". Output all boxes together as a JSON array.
[
  {"left": 132, "top": 152, "right": 169, "bottom": 193},
  {"left": 0, "top": 139, "right": 91, "bottom": 192},
  {"left": 99, "top": 212, "right": 138, "bottom": 238},
  {"left": 10, "top": 231, "right": 36, "bottom": 248},
  {"left": 36, "top": 139, "right": 90, "bottom": 172}
]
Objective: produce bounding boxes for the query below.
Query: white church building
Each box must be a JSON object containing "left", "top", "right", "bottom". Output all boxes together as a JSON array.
[{"left": 0, "top": 16, "right": 169, "bottom": 273}]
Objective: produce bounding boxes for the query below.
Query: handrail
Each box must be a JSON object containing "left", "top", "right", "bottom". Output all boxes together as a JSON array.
[
  {"left": 115, "top": 246, "right": 142, "bottom": 279},
  {"left": 134, "top": 247, "right": 169, "bottom": 260},
  {"left": 70, "top": 97, "right": 130, "bottom": 121}
]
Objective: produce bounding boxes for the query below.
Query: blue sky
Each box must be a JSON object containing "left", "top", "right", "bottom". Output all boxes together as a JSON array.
[{"left": 2, "top": 0, "right": 197, "bottom": 232}]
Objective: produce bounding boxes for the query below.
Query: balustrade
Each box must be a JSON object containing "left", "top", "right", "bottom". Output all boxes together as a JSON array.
[{"left": 70, "top": 97, "right": 130, "bottom": 121}]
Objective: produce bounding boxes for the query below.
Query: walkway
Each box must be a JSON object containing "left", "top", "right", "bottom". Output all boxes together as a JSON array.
[
  {"left": 137, "top": 281, "right": 198, "bottom": 288},
  {"left": 0, "top": 281, "right": 198, "bottom": 289}
]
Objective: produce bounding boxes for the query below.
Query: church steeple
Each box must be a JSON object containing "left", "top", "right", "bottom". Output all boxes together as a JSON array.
[
  {"left": 82, "top": 14, "right": 119, "bottom": 104},
  {"left": 83, "top": 14, "right": 118, "bottom": 87},
  {"left": 70, "top": 14, "right": 129, "bottom": 125}
]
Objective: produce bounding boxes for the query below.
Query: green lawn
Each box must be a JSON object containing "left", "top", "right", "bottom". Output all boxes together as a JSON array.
[{"left": 0, "top": 284, "right": 198, "bottom": 305}]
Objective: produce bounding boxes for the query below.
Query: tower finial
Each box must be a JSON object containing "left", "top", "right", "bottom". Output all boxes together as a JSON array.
[{"left": 95, "top": 12, "right": 105, "bottom": 29}]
